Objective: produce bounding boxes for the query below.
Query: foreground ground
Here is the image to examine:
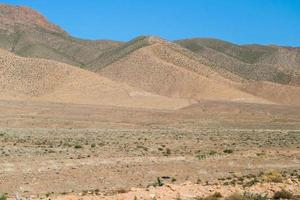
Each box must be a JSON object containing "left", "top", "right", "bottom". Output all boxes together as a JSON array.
[{"left": 0, "top": 100, "right": 300, "bottom": 199}]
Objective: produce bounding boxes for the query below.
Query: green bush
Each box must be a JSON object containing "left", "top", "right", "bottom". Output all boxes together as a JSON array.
[
  {"left": 196, "top": 154, "right": 206, "bottom": 160},
  {"left": 74, "top": 144, "right": 82, "bottom": 149},
  {"left": 209, "top": 150, "right": 217, "bottom": 156},
  {"left": 153, "top": 177, "right": 164, "bottom": 187},
  {"left": 0, "top": 194, "right": 7, "bottom": 200},
  {"left": 273, "top": 190, "right": 293, "bottom": 199},
  {"left": 225, "top": 192, "right": 268, "bottom": 200},
  {"left": 224, "top": 149, "right": 234, "bottom": 154}
]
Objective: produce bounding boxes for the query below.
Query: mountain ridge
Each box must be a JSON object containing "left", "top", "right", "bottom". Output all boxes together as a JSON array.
[{"left": 0, "top": 4, "right": 300, "bottom": 107}]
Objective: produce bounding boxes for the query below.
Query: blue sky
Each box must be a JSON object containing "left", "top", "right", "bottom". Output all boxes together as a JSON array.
[{"left": 1, "top": 0, "right": 300, "bottom": 46}]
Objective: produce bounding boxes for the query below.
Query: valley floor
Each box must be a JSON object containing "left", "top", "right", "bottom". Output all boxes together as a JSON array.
[{"left": 0, "top": 100, "right": 300, "bottom": 199}]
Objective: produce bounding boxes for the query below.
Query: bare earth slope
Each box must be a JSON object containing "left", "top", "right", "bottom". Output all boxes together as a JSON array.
[
  {"left": 92, "top": 36, "right": 268, "bottom": 103},
  {"left": 91, "top": 36, "right": 300, "bottom": 106},
  {"left": 0, "top": 48, "right": 190, "bottom": 109}
]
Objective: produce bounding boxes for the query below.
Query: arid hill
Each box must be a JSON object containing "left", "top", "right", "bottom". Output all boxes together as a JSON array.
[
  {"left": 0, "top": 4, "right": 300, "bottom": 106},
  {"left": 90, "top": 36, "right": 300, "bottom": 106},
  {"left": 91, "top": 36, "right": 274, "bottom": 104},
  {"left": 0, "top": 48, "right": 190, "bottom": 109},
  {"left": 176, "top": 38, "right": 300, "bottom": 86},
  {"left": 0, "top": 4, "right": 123, "bottom": 67},
  {"left": 0, "top": 4, "right": 299, "bottom": 86}
]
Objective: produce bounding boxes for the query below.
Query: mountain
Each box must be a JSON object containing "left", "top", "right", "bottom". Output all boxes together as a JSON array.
[
  {"left": 0, "top": 4, "right": 123, "bottom": 67},
  {"left": 0, "top": 48, "right": 191, "bottom": 109},
  {"left": 0, "top": 4, "right": 300, "bottom": 107},
  {"left": 89, "top": 36, "right": 273, "bottom": 104},
  {"left": 175, "top": 38, "right": 300, "bottom": 86},
  {"left": 89, "top": 36, "right": 300, "bottom": 106}
]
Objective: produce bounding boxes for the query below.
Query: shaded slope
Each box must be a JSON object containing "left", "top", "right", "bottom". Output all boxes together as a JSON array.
[
  {"left": 92, "top": 36, "right": 300, "bottom": 106},
  {"left": 176, "top": 38, "right": 300, "bottom": 85},
  {"left": 1, "top": 4, "right": 298, "bottom": 86},
  {"left": 93, "top": 36, "right": 272, "bottom": 104},
  {"left": 0, "top": 48, "right": 190, "bottom": 109},
  {"left": 0, "top": 4, "right": 123, "bottom": 67}
]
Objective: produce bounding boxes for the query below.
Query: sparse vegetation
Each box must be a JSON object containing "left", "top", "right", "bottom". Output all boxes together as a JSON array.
[
  {"left": 164, "top": 148, "right": 171, "bottom": 156},
  {"left": 1, "top": 118, "right": 300, "bottom": 198},
  {"left": 243, "top": 192, "right": 268, "bottom": 200},
  {"left": 223, "top": 149, "right": 233, "bottom": 154},
  {"left": 196, "top": 192, "right": 269, "bottom": 200},
  {"left": 196, "top": 154, "right": 206, "bottom": 160},
  {"left": 261, "top": 170, "right": 283, "bottom": 183},
  {"left": 91, "top": 143, "right": 96, "bottom": 148},
  {"left": 273, "top": 190, "right": 293, "bottom": 199},
  {"left": 0, "top": 194, "right": 6, "bottom": 200},
  {"left": 209, "top": 150, "right": 217, "bottom": 156},
  {"left": 152, "top": 177, "right": 164, "bottom": 187},
  {"left": 0, "top": 3, "right": 300, "bottom": 200},
  {"left": 74, "top": 144, "right": 82, "bottom": 149},
  {"left": 225, "top": 193, "right": 245, "bottom": 200},
  {"left": 115, "top": 188, "right": 127, "bottom": 194}
]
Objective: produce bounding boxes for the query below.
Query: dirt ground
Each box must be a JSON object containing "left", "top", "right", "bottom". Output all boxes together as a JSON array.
[{"left": 0, "top": 100, "right": 300, "bottom": 199}]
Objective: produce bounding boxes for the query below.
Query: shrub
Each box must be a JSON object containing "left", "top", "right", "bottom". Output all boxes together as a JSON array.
[
  {"left": 226, "top": 192, "right": 269, "bottom": 200},
  {"left": 212, "top": 192, "right": 223, "bottom": 198},
  {"left": 205, "top": 194, "right": 221, "bottom": 200},
  {"left": 74, "top": 144, "right": 82, "bottom": 149},
  {"left": 116, "top": 188, "right": 127, "bottom": 194},
  {"left": 225, "top": 193, "right": 244, "bottom": 200},
  {"left": 196, "top": 154, "right": 206, "bottom": 160},
  {"left": 196, "top": 193, "right": 223, "bottom": 200},
  {"left": 224, "top": 149, "right": 234, "bottom": 154},
  {"left": 261, "top": 170, "right": 283, "bottom": 183},
  {"left": 165, "top": 148, "right": 171, "bottom": 156},
  {"left": 148, "top": 177, "right": 164, "bottom": 187},
  {"left": 244, "top": 192, "right": 268, "bottom": 200},
  {"left": 209, "top": 150, "right": 217, "bottom": 156},
  {"left": 243, "top": 178, "right": 258, "bottom": 187},
  {"left": 0, "top": 194, "right": 6, "bottom": 200},
  {"left": 153, "top": 177, "right": 164, "bottom": 187},
  {"left": 273, "top": 190, "right": 293, "bottom": 199}
]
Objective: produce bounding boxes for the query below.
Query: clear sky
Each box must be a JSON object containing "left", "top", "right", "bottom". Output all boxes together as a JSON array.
[{"left": 0, "top": 0, "right": 300, "bottom": 46}]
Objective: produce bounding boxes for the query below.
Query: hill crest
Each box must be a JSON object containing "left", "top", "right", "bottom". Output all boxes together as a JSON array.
[{"left": 0, "top": 4, "right": 64, "bottom": 33}]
